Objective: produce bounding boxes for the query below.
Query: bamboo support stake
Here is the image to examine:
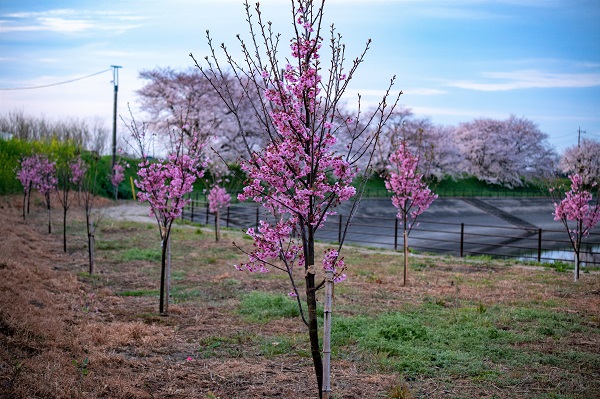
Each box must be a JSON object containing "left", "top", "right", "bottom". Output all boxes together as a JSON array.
[
  {"left": 403, "top": 230, "right": 408, "bottom": 286},
  {"left": 129, "top": 176, "right": 137, "bottom": 200},
  {"left": 322, "top": 269, "right": 334, "bottom": 399}
]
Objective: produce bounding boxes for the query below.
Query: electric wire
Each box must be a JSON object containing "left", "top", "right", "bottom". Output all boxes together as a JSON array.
[{"left": 0, "top": 68, "right": 112, "bottom": 91}]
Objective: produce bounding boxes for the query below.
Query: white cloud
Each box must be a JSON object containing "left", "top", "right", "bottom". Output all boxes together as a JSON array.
[
  {"left": 448, "top": 70, "right": 600, "bottom": 91},
  {"left": 0, "top": 8, "right": 143, "bottom": 34},
  {"left": 406, "top": 88, "right": 447, "bottom": 95}
]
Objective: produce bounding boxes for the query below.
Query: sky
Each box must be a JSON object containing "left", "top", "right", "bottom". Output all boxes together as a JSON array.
[{"left": 1, "top": 0, "right": 599, "bottom": 154}]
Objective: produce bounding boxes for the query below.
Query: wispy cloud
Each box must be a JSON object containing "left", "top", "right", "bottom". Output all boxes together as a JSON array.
[
  {"left": 0, "top": 9, "right": 143, "bottom": 34},
  {"left": 406, "top": 88, "right": 447, "bottom": 95},
  {"left": 448, "top": 70, "right": 600, "bottom": 91}
]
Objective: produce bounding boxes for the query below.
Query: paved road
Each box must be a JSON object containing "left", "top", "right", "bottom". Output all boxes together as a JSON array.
[{"left": 105, "top": 198, "right": 600, "bottom": 265}]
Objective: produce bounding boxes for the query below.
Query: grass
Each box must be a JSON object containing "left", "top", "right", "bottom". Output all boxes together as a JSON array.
[
  {"left": 331, "top": 303, "right": 596, "bottom": 381},
  {"left": 238, "top": 291, "right": 303, "bottom": 322},
  {"left": 5, "top": 201, "right": 599, "bottom": 398},
  {"left": 120, "top": 247, "right": 162, "bottom": 262}
]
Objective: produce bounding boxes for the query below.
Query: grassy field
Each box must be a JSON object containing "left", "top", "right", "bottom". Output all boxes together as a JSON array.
[{"left": 1, "top": 194, "right": 599, "bottom": 398}]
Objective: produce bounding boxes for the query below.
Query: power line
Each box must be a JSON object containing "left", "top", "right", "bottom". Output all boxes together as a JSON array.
[{"left": 0, "top": 68, "right": 112, "bottom": 91}]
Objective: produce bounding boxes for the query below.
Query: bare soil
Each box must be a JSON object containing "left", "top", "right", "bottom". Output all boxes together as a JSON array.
[{"left": 0, "top": 194, "right": 599, "bottom": 398}]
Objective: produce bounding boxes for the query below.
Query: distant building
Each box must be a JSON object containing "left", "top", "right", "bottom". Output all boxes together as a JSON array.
[{"left": 0, "top": 131, "right": 13, "bottom": 140}]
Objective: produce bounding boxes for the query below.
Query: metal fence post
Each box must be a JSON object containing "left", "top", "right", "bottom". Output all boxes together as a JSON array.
[
  {"left": 460, "top": 223, "right": 465, "bottom": 257},
  {"left": 338, "top": 214, "right": 342, "bottom": 243},
  {"left": 394, "top": 218, "right": 398, "bottom": 251},
  {"left": 256, "top": 208, "right": 259, "bottom": 228},
  {"left": 205, "top": 201, "right": 209, "bottom": 224},
  {"left": 538, "top": 228, "right": 542, "bottom": 262},
  {"left": 226, "top": 206, "right": 230, "bottom": 228},
  {"left": 191, "top": 194, "right": 195, "bottom": 222}
]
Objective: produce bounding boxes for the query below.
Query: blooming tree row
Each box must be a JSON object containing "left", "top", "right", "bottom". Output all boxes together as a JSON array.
[{"left": 17, "top": 154, "right": 57, "bottom": 233}]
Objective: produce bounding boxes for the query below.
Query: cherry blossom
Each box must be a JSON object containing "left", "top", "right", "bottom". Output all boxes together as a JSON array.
[
  {"left": 552, "top": 174, "right": 600, "bottom": 281},
  {"left": 385, "top": 142, "right": 437, "bottom": 286}
]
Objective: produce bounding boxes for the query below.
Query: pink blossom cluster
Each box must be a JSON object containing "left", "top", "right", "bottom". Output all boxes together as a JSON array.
[
  {"left": 16, "top": 155, "right": 40, "bottom": 195},
  {"left": 236, "top": 10, "right": 355, "bottom": 282},
  {"left": 322, "top": 249, "right": 347, "bottom": 283},
  {"left": 111, "top": 162, "right": 126, "bottom": 188},
  {"left": 134, "top": 132, "right": 205, "bottom": 226},
  {"left": 208, "top": 185, "right": 231, "bottom": 213},
  {"left": 553, "top": 174, "right": 600, "bottom": 237},
  {"left": 70, "top": 157, "right": 87, "bottom": 186},
  {"left": 235, "top": 220, "right": 302, "bottom": 274},
  {"left": 385, "top": 143, "right": 437, "bottom": 222},
  {"left": 19, "top": 155, "right": 57, "bottom": 197}
]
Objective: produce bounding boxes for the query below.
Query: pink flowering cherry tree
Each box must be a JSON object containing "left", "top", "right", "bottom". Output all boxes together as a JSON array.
[
  {"left": 126, "top": 114, "right": 206, "bottom": 315},
  {"left": 33, "top": 155, "right": 58, "bottom": 234},
  {"left": 79, "top": 153, "right": 108, "bottom": 276},
  {"left": 70, "top": 156, "right": 87, "bottom": 205},
  {"left": 551, "top": 174, "right": 600, "bottom": 281},
  {"left": 111, "top": 159, "right": 126, "bottom": 200},
  {"left": 205, "top": 158, "right": 232, "bottom": 241},
  {"left": 208, "top": 185, "right": 230, "bottom": 241},
  {"left": 16, "top": 155, "right": 39, "bottom": 219},
  {"left": 193, "top": 1, "right": 400, "bottom": 396},
  {"left": 385, "top": 142, "right": 437, "bottom": 286}
]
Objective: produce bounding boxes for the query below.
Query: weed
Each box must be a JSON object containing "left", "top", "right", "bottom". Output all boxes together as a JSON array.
[
  {"left": 387, "top": 382, "right": 413, "bottom": 399},
  {"left": 72, "top": 356, "right": 90, "bottom": 377}
]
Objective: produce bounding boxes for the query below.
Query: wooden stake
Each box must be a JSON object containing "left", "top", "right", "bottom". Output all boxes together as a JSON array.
[{"left": 322, "top": 269, "right": 334, "bottom": 399}]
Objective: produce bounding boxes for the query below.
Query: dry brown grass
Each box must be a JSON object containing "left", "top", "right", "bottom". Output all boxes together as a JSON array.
[{"left": 0, "top": 193, "right": 598, "bottom": 398}]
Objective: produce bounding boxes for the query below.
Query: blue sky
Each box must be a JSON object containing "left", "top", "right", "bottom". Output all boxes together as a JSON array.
[{"left": 1, "top": 0, "right": 599, "bottom": 153}]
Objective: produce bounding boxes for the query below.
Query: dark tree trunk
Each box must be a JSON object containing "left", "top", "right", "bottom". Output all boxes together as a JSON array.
[
  {"left": 22, "top": 192, "right": 26, "bottom": 219},
  {"left": 63, "top": 206, "right": 68, "bottom": 252},
  {"left": 87, "top": 218, "right": 95, "bottom": 275},
  {"left": 306, "top": 271, "right": 323, "bottom": 398},
  {"left": 305, "top": 226, "right": 323, "bottom": 398},
  {"left": 215, "top": 210, "right": 221, "bottom": 242},
  {"left": 46, "top": 193, "right": 51, "bottom": 234}
]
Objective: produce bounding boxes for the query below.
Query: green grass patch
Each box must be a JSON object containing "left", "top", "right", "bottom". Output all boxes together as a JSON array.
[
  {"left": 120, "top": 247, "right": 162, "bottom": 262},
  {"left": 331, "top": 303, "right": 597, "bottom": 379},
  {"left": 239, "top": 291, "right": 306, "bottom": 322}
]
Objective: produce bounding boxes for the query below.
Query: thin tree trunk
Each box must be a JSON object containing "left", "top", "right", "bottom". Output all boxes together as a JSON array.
[
  {"left": 63, "top": 206, "right": 68, "bottom": 252},
  {"left": 574, "top": 251, "right": 580, "bottom": 282},
  {"left": 26, "top": 183, "right": 31, "bottom": 215},
  {"left": 46, "top": 193, "right": 51, "bottom": 234},
  {"left": 322, "top": 269, "right": 334, "bottom": 399},
  {"left": 87, "top": 217, "right": 95, "bottom": 275},
  {"left": 22, "top": 192, "right": 26, "bottom": 219},
  {"left": 215, "top": 210, "right": 221, "bottom": 242},
  {"left": 305, "top": 228, "right": 323, "bottom": 398}
]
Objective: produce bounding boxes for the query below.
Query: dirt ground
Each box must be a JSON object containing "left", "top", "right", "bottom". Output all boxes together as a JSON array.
[{"left": 0, "top": 194, "right": 599, "bottom": 399}]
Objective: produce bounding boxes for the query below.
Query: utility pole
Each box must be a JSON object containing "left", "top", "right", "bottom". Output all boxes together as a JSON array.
[
  {"left": 577, "top": 126, "right": 586, "bottom": 147},
  {"left": 111, "top": 65, "right": 122, "bottom": 173},
  {"left": 577, "top": 126, "right": 586, "bottom": 175}
]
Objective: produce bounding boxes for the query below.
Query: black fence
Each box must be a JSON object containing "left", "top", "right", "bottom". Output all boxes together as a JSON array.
[{"left": 182, "top": 197, "right": 600, "bottom": 267}]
